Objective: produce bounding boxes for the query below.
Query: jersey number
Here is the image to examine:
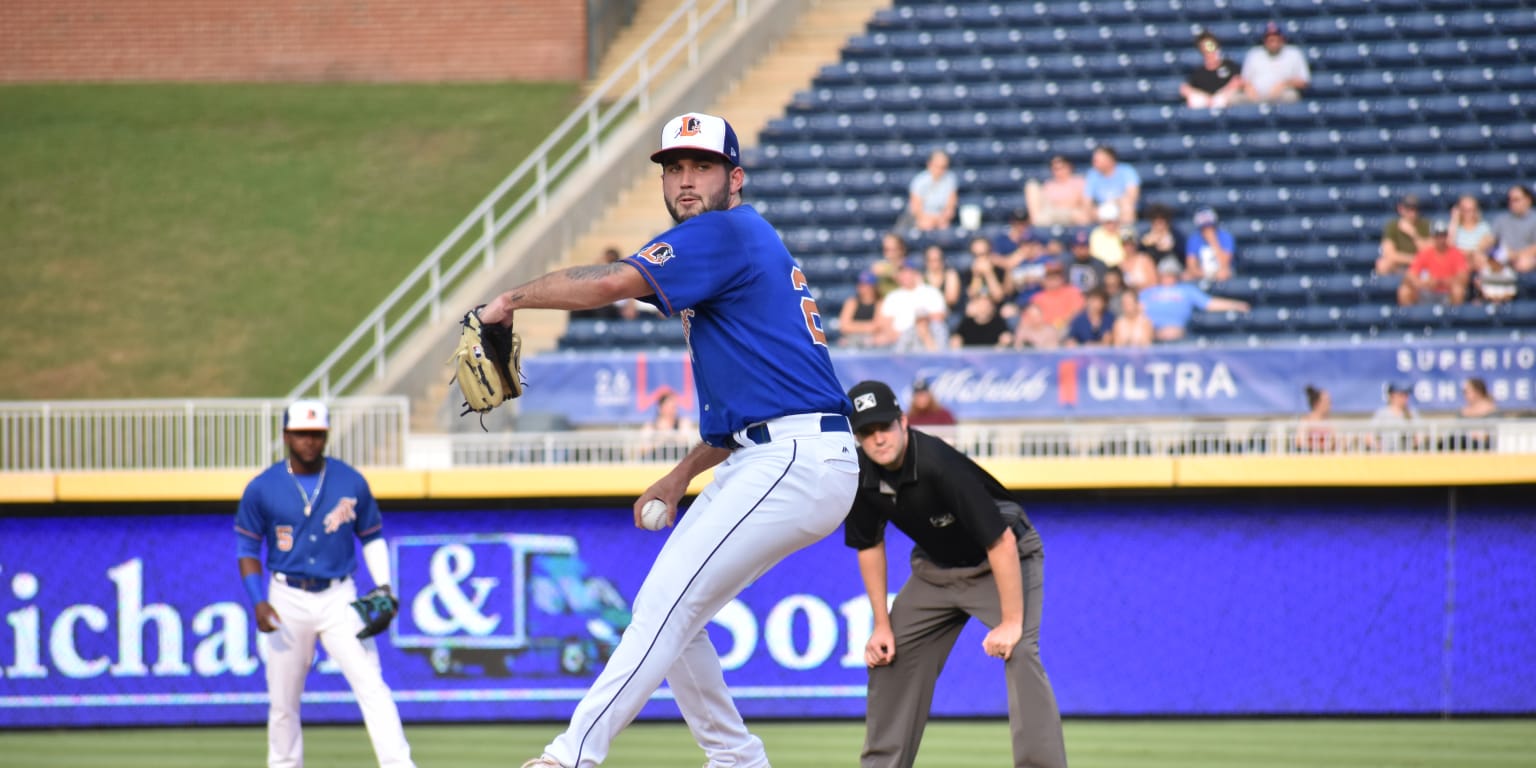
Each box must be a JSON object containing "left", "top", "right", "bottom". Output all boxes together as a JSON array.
[
  {"left": 276, "top": 526, "right": 294, "bottom": 552},
  {"left": 790, "top": 267, "right": 828, "bottom": 346}
]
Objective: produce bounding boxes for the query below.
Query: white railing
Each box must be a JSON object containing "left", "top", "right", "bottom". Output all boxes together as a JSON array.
[
  {"left": 286, "top": 0, "right": 753, "bottom": 401},
  {"left": 438, "top": 418, "right": 1536, "bottom": 467},
  {"left": 0, "top": 397, "right": 409, "bottom": 472},
  {"left": 8, "top": 408, "right": 1529, "bottom": 473}
]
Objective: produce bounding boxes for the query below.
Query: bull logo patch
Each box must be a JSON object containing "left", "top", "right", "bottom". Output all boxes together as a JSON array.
[
  {"left": 637, "top": 242, "right": 675, "bottom": 266},
  {"left": 676, "top": 116, "right": 703, "bottom": 137}
]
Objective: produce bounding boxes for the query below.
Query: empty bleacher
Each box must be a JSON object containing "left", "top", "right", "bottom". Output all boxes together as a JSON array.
[{"left": 562, "top": 0, "right": 1536, "bottom": 350}]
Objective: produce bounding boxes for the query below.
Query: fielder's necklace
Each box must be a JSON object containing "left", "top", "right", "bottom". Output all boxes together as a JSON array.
[{"left": 287, "top": 461, "right": 327, "bottom": 517}]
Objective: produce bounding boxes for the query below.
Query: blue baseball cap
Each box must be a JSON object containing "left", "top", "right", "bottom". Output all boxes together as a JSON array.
[
  {"left": 1072, "top": 229, "right": 1091, "bottom": 247},
  {"left": 651, "top": 112, "right": 741, "bottom": 165},
  {"left": 1194, "top": 207, "right": 1219, "bottom": 228},
  {"left": 858, "top": 270, "right": 878, "bottom": 285}
]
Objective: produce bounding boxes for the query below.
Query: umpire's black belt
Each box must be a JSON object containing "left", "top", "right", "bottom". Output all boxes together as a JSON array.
[
  {"left": 724, "top": 413, "right": 851, "bottom": 449},
  {"left": 276, "top": 572, "right": 349, "bottom": 593}
]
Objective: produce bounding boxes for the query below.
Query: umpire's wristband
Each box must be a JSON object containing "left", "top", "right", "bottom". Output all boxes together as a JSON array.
[{"left": 243, "top": 573, "right": 266, "bottom": 606}]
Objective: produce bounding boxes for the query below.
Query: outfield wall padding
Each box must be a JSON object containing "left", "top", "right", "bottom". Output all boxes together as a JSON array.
[{"left": 0, "top": 485, "right": 1530, "bottom": 727}]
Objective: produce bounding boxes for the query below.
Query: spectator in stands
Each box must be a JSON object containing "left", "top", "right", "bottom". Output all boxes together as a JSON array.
[
  {"left": 571, "top": 246, "right": 648, "bottom": 320},
  {"left": 1027, "top": 261, "right": 1084, "bottom": 332},
  {"left": 905, "top": 378, "right": 958, "bottom": 427},
  {"left": 1399, "top": 220, "right": 1469, "bottom": 306},
  {"left": 1449, "top": 195, "right": 1496, "bottom": 267},
  {"left": 1119, "top": 234, "right": 1158, "bottom": 293},
  {"left": 1140, "top": 257, "right": 1251, "bottom": 342},
  {"left": 965, "top": 236, "right": 1014, "bottom": 305},
  {"left": 1068, "top": 228, "right": 1110, "bottom": 293},
  {"left": 1025, "top": 155, "right": 1092, "bottom": 227},
  {"left": 1456, "top": 377, "right": 1498, "bottom": 451},
  {"left": 1241, "top": 22, "right": 1311, "bottom": 103},
  {"left": 1476, "top": 249, "right": 1519, "bottom": 304},
  {"left": 1088, "top": 202, "right": 1127, "bottom": 268},
  {"left": 1375, "top": 194, "right": 1431, "bottom": 276},
  {"left": 880, "top": 259, "right": 950, "bottom": 351},
  {"left": 1139, "top": 203, "right": 1183, "bottom": 265},
  {"left": 904, "top": 150, "right": 959, "bottom": 231},
  {"left": 1012, "top": 304, "right": 1063, "bottom": 351},
  {"left": 1185, "top": 206, "right": 1236, "bottom": 282},
  {"left": 992, "top": 208, "right": 1047, "bottom": 269},
  {"left": 838, "top": 271, "right": 888, "bottom": 349},
  {"left": 871, "top": 232, "right": 910, "bottom": 297},
  {"left": 1491, "top": 184, "right": 1536, "bottom": 273},
  {"left": 1372, "top": 382, "right": 1421, "bottom": 451},
  {"left": 1065, "top": 287, "right": 1114, "bottom": 347},
  {"left": 1461, "top": 378, "right": 1498, "bottom": 419},
  {"left": 1084, "top": 145, "right": 1140, "bottom": 225},
  {"left": 1180, "top": 32, "right": 1247, "bottom": 109},
  {"left": 636, "top": 388, "right": 698, "bottom": 461},
  {"left": 1111, "top": 290, "right": 1155, "bottom": 347},
  {"left": 1295, "top": 385, "right": 1336, "bottom": 453},
  {"left": 1102, "top": 265, "right": 1127, "bottom": 306},
  {"left": 644, "top": 389, "right": 696, "bottom": 436},
  {"left": 921, "top": 244, "right": 963, "bottom": 313},
  {"left": 953, "top": 293, "right": 1013, "bottom": 348}
]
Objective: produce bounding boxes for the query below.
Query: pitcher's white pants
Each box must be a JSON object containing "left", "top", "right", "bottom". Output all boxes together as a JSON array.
[
  {"left": 265, "top": 576, "right": 415, "bottom": 768},
  {"left": 544, "top": 428, "right": 860, "bottom": 767}
]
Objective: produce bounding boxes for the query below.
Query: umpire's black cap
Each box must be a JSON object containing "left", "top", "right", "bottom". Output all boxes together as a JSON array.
[{"left": 847, "top": 380, "right": 904, "bottom": 432}]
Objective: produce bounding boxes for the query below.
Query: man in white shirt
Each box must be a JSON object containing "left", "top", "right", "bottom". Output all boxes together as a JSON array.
[
  {"left": 1242, "top": 22, "right": 1310, "bottom": 103},
  {"left": 880, "top": 259, "right": 950, "bottom": 351}
]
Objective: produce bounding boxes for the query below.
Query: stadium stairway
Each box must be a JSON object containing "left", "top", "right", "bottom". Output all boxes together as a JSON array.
[
  {"left": 413, "top": 0, "right": 889, "bottom": 433},
  {"left": 517, "top": 0, "right": 892, "bottom": 356}
]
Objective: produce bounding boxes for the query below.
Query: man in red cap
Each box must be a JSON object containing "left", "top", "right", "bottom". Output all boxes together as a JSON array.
[{"left": 1242, "top": 22, "right": 1311, "bottom": 103}]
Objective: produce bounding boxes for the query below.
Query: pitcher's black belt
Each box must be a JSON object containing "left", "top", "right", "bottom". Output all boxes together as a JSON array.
[{"left": 724, "top": 413, "right": 851, "bottom": 449}]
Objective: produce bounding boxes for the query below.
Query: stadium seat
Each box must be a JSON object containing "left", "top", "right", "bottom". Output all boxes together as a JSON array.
[{"left": 1293, "top": 305, "right": 1347, "bottom": 331}]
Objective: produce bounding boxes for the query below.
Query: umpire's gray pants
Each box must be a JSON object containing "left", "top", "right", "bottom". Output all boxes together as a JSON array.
[{"left": 861, "top": 553, "right": 1067, "bottom": 768}]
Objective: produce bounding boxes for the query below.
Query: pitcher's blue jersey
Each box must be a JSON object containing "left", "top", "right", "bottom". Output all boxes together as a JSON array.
[
  {"left": 625, "top": 204, "right": 850, "bottom": 447},
  {"left": 234, "top": 458, "right": 383, "bottom": 579}
]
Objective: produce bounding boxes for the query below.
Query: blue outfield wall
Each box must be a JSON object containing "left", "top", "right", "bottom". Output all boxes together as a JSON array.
[{"left": 0, "top": 487, "right": 1531, "bottom": 727}]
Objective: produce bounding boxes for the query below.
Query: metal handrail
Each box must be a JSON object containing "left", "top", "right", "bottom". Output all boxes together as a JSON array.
[{"left": 286, "top": 0, "right": 751, "bottom": 401}]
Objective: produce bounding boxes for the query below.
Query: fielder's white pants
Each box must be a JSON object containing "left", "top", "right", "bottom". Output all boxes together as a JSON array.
[
  {"left": 543, "top": 423, "right": 860, "bottom": 767},
  {"left": 265, "top": 575, "right": 415, "bottom": 768}
]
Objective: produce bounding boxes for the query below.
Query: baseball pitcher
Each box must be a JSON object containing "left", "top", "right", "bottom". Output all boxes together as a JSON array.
[{"left": 473, "top": 112, "right": 860, "bottom": 768}]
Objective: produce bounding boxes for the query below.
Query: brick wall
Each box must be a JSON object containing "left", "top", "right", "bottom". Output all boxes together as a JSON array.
[{"left": 0, "top": 1, "right": 588, "bottom": 83}]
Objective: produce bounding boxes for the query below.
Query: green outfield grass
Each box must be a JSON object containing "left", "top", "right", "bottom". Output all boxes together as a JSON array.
[
  {"left": 3, "top": 719, "right": 1534, "bottom": 767},
  {"left": 0, "top": 82, "right": 580, "bottom": 400}
]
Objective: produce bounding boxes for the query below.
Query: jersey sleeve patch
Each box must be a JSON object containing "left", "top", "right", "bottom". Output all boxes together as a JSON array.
[{"left": 637, "top": 242, "right": 675, "bottom": 265}]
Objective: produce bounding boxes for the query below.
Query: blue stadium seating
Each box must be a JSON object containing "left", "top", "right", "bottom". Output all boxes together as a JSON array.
[{"left": 563, "top": 0, "right": 1536, "bottom": 351}]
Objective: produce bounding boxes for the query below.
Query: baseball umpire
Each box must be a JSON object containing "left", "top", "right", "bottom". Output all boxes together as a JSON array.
[
  {"left": 844, "top": 380, "right": 1067, "bottom": 768},
  {"left": 235, "top": 400, "right": 415, "bottom": 768}
]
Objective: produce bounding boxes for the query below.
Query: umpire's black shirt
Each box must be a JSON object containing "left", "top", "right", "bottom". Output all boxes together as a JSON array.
[{"left": 845, "top": 428, "right": 1044, "bottom": 568}]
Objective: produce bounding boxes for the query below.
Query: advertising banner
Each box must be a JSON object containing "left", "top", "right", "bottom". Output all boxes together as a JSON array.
[
  {"left": 522, "top": 341, "right": 1536, "bottom": 425},
  {"left": 1, "top": 492, "right": 1532, "bottom": 727}
]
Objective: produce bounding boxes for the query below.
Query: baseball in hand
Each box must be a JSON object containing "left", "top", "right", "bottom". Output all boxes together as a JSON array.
[{"left": 640, "top": 499, "right": 671, "bottom": 531}]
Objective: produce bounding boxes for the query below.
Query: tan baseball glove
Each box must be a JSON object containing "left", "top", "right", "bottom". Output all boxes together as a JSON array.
[{"left": 450, "top": 305, "right": 523, "bottom": 424}]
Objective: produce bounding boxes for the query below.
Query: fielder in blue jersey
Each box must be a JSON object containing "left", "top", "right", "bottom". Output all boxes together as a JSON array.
[
  {"left": 476, "top": 112, "right": 861, "bottom": 768},
  {"left": 236, "top": 401, "right": 415, "bottom": 768}
]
